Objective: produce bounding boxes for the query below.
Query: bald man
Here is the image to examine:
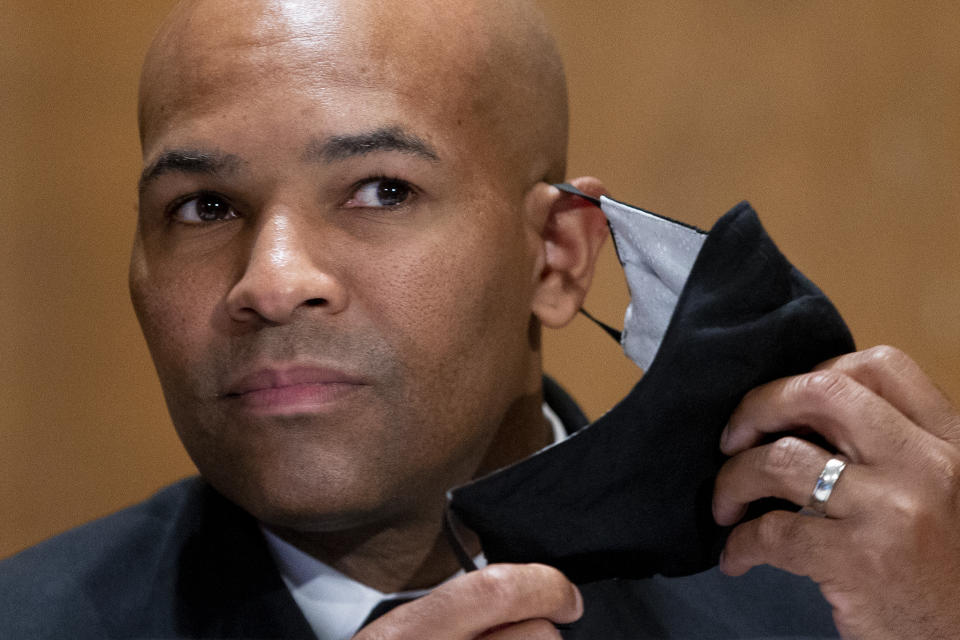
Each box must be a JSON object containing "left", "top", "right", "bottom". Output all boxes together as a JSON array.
[{"left": 5, "top": 1, "right": 960, "bottom": 638}]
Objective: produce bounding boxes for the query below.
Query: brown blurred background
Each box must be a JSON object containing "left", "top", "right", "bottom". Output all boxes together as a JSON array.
[{"left": 2, "top": 1, "right": 958, "bottom": 559}]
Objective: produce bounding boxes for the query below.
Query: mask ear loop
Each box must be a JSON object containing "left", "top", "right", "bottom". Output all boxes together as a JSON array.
[
  {"left": 551, "top": 183, "right": 625, "bottom": 344},
  {"left": 579, "top": 307, "right": 622, "bottom": 343},
  {"left": 552, "top": 182, "right": 600, "bottom": 205},
  {"left": 443, "top": 505, "right": 480, "bottom": 573}
]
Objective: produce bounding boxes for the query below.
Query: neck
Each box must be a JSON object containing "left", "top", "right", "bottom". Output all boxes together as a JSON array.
[{"left": 267, "top": 389, "right": 552, "bottom": 593}]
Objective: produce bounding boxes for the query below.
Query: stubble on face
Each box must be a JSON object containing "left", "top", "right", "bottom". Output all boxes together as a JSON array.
[{"left": 131, "top": 0, "right": 570, "bottom": 589}]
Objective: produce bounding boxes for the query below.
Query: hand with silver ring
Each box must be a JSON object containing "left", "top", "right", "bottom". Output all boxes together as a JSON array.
[{"left": 712, "top": 345, "right": 960, "bottom": 639}]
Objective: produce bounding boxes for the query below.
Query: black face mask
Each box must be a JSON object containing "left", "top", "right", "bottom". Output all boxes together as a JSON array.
[{"left": 446, "top": 186, "right": 855, "bottom": 583}]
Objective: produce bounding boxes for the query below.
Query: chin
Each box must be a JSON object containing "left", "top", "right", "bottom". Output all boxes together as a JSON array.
[
  {"left": 253, "top": 503, "right": 389, "bottom": 534},
  {"left": 204, "top": 459, "right": 405, "bottom": 532}
]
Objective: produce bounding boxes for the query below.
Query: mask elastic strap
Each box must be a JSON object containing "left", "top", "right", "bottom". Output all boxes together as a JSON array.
[
  {"left": 552, "top": 182, "right": 600, "bottom": 205},
  {"left": 552, "top": 184, "right": 624, "bottom": 344},
  {"left": 442, "top": 505, "right": 480, "bottom": 573},
  {"left": 579, "top": 307, "right": 622, "bottom": 343}
]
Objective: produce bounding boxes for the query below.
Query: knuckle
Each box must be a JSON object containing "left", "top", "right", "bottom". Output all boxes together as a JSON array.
[
  {"left": 884, "top": 486, "right": 929, "bottom": 530},
  {"left": 925, "top": 444, "right": 960, "bottom": 497},
  {"left": 755, "top": 511, "right": 800, "bottom": 549},
  {"left": 860, "top": 344, "right": 911, "bottom": 374},
  {"left": 791, "top": 370, "right": 851, "bottom": 407},
  {"left": 877, "top": 444, "right": 960, "bottom": 520},
  {"left": 472, "top": 565, "right": 521, "bottom": 606},
  {"left": 759, "top": 511, "right": 815, "bottom": 568},
  {"left": 862, "top": 488, "right": 929, "bottom": 571},
  {"left": 754, "top": 512, "right": 784, "bottom": 549},
  {"left": 760, "top": 437, "right": 809, "bottom": 476}
]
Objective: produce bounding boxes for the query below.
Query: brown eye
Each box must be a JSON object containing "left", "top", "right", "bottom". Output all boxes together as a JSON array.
[
  {"left": 346, "top": 178, "right": 414, "bottom": 208},
  {"left": 172, "top": 193, "right": 239, "bottom": 223}
]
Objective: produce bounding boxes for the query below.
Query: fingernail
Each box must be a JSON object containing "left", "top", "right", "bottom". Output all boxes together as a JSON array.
[
  {"left": 718, "top": 550, "right": 727, "bottom": 572},
  {"left": 573, "top": 585, "right": 584, "bottom": 617}
]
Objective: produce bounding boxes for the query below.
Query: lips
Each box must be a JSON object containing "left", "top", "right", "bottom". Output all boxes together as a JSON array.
[{"left": 223, "top": 365, "right": 367, "bottom": 415}]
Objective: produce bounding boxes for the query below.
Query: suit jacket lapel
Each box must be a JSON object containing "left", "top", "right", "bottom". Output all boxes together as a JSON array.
[{"left": 140, "top": 479, "right": 317, "bottom": 639}]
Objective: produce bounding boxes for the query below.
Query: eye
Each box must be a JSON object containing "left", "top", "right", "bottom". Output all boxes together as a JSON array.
[
  {"left": 345, "top": 178, "right": 415, "bottom": 208},
  {"left": 170, "top": 192, "right": 239, "bottom": 223}
]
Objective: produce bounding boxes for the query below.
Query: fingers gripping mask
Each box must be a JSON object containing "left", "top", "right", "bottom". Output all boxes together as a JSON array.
[{"left": 446, "top": 185, "right": 855, "bottom": 583}]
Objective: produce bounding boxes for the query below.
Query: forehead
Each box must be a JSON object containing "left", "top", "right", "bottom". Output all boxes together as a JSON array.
[{"left": 139, "top": 0, "right": 496, "bottom": 152}]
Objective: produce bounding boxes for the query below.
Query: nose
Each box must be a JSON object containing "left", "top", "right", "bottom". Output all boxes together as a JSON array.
[{"left": 225, "top": 211, "right": 347, "bottom": 324}]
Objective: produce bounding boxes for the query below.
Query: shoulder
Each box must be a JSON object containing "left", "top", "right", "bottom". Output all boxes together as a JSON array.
[
  {"left": 0, "top": 477, "right": 210, "bottom": 639},
  {"left": 570, "top": 565, "right": 838, "bottom": 639}
]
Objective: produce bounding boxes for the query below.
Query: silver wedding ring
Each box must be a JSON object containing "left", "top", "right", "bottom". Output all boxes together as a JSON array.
[{"left": 805, "top": 457, "right": 846, "bottom": 517}]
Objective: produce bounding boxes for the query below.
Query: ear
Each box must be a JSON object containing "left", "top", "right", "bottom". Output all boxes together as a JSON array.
[{"left": 529, "top": 176, "right": 609, "bottom": 329}]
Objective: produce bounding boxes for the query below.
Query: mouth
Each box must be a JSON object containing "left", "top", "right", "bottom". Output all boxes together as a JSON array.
[{"left": 223, "top": 365, "right": 368, "bottom": 416}]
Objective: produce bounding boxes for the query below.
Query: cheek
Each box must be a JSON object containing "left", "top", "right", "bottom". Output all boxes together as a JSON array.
[
  {"left": 129, "top": 250, "right": 229, "bottom": 397},
  {"left": 359, "top": 220, "right": 536, "bottom": 397}
]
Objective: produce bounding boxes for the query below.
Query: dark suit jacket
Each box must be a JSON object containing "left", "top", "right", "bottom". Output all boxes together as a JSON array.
[{"left": 0, "top": 381, "right": 839, "bottom": 639}]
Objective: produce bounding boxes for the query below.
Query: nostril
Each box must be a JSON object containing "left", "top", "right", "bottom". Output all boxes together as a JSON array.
[{"left": 304, "top": 298, "right": 326, "bottom": 307}]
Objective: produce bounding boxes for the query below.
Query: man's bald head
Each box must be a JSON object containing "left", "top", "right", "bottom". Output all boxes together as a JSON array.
[
  {"left": 131, "top": 0, "right": 607, "bottom": 591},
  {"left": 139, "top": 0, "right": 568, "bottom": 186}
]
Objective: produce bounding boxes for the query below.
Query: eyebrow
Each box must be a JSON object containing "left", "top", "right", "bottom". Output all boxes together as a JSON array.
[
  {"left": 305, "top": 126, "right": 440, "bottom": 163},
  {"left": 138, "top": 150, "right": 243, "bottom": 195}
]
